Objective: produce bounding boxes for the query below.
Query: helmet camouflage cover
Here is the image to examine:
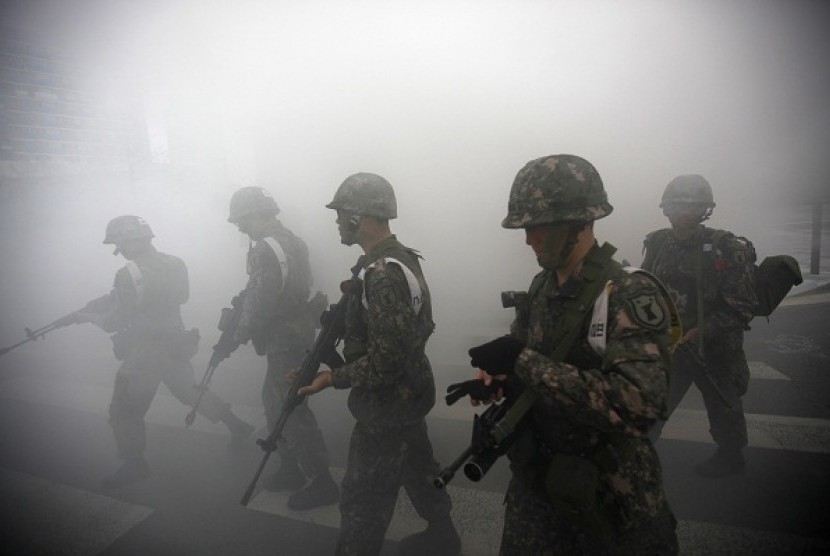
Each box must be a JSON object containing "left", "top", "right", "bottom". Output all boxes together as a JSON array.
[
  {"left": 502, "top": 154, "right": 613, "bottom": 228},
  {"left": 103, "top": 215, "right": 154, "bottom": 244},
  {"left": 326, "top": 172, "right": 397, "bottom": 219},
  {"left": 228, "top": 186, "right": 280, "bottom": 223},
  {"left": 660, "top": 174, "right": 715, "bottom": 208}
]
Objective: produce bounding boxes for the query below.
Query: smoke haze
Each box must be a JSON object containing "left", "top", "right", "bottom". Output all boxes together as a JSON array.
[{"left": 2, "top": 0, "right": 829, "bottom": 397}]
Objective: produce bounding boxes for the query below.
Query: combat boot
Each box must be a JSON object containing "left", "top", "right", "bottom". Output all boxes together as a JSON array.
[
  {"left": 694, "top": 447, "right": 745, "bottom": 478},
  {"left": 263, "top": 459, "right": 307, "bottom": 492},
  {"left": 397, "top": 516, "right": 461, "bottom": 556},
  {"left": 286, "top": 472, "right": 340, "bottom": 511},
  {"left": 102, "top": 457, "right": 150, "bottom": 489}
]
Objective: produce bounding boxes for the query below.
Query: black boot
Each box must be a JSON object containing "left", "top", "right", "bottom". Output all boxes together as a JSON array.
[
  {"left": 102, "top": 457, "right": 150, "bottom": 489},
  {"left": 223, "top": 412, "right": 255, "bottom": 446},
  {"left": 286, "top": 472, "right": 340, "bottom": 511},
  {"left": 694, "top": 447, "right": 745, "bottom": 478},
  {"left": 398, "top": 517, "right": 461, "bottom": 556},
  {"left": 263, "top": 459, "right": 307, "bottom": 492}
]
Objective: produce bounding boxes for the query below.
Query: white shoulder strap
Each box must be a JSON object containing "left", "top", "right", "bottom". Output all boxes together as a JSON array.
[
  {"left": 262, "top": 237, "right": 288, "bottom": 294},
  {"left": 359, "top": 257, "right": 424, "bottom": 315},
  {"left": 124, "top": 261, "right": 145, "bottom": 304},
  {"left": 588, "top": 280, "right": 613, "bottom": 355}
]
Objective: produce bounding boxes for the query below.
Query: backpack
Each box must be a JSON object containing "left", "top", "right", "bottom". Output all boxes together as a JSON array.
[
  {"left": 753, "top": 254, "right": 803, "bottom": 316},
  {"left": 643, "top": 228, "right": 803, "bottom": 319}
]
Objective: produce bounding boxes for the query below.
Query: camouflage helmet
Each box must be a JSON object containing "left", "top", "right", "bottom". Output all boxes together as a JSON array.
[
  {"left": 326, "top": 173, "right": 397, "bottom": 219},
  {"left": 103, "top": 215, "right": 154, "bottom": 244},
  {"left": 228, "top": 186, "right": 280, "bottom": 223},
  {"left": 660, "top": 174, "right": 716, "bottom": 208},
  {"left": 502, "top": 154, "right": 613, "bottom": 228}
]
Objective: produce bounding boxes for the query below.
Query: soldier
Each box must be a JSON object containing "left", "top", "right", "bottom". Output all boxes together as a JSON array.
[
  {"left": 298, "top": 173, "right": 460, "bottom": 556},
  {"left": 468, "top": 155, "right": 678, "bottom": 554},
  {"left": 227, "top": 186, "right": 339, "bottom": 510},
  {"left": 643, "top": 175, "right": 757, "bottom": 477},
  {"left": 67, "top": 215, "right": 254, "bottom": 489}
]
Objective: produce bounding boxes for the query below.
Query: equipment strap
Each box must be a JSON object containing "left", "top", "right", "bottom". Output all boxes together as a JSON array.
[
  {"left": 359, "top": 257, "right": 424, "bottom": 315},
  {"left": 492, "top": 243, "right": 618, "bottom": 442},
  {"left": 262, "top": 236, "right": 289, "bottom": 294},
  {"left": 124, "top": 261, "right": 145, "bottom": 304}
]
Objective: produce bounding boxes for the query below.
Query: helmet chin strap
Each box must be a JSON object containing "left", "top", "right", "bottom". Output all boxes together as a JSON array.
[{"left": 538, "top": 223, "right": 581, "bottom": 271}]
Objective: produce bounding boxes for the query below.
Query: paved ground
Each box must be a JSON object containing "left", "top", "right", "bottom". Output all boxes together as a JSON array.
[{"left": 0, "top": 286, "right": 829, "bottom": 555}]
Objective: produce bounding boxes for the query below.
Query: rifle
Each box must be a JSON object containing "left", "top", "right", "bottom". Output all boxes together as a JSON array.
[
  {"left": 434, "top": 378, "right": 525, "bottom": 488},
  {"left": 240, "top": 262, "right": 361, "bottom": 506},
  {"left": 675, "top": 341, "right": 732, "bottom": 409},
  {"left": 0, "top": 295, "right": 110, "bottom": 357},
  {"left": 185, "top": 291, "right": 246, "bottom": 427}
]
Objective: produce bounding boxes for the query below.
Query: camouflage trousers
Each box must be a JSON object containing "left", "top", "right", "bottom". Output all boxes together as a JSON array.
[
  {"left": 109, "top": 350, "right": 230, "bottom": 460},
  {"left": 264, "top": 348, "right": 330, "bottom": 478},
  {"left": 500, "top": 475, "right": 678, "bottom": 555},
  {"left": 652, "top": 342, "right": 750, "bottom": 449},
  {"left": 336, "top": 419, "right": 453, "bottom": 556}
]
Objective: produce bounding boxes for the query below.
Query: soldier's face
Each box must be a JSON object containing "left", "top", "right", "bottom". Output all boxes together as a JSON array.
[
  {"left": 335, "top": 210, "right": 361, "bottom": 246},
  {"left": 663, "top": 204, "right": 706, "bottom": 230},
  {"left": 525, "top": 222, "right": 570, "bottom": 269},
  {"left": 236, "top": 215, "right": 266, "bottom": 241}
]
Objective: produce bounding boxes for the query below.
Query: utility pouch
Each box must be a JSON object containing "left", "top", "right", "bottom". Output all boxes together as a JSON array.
[
  {"left": 545, "top": 453, "right": 600, "bottom": 514},
  {"left": 175, "top": 328, "right": 200, "bottom": 360},
  {"left": 111, "top": 330, "right": 133, "bottom": 361}
]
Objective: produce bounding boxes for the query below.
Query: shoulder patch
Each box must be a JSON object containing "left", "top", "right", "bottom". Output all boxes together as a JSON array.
[
  {"left": 624, "top": 287, "right": 667, "bottom": 330},
  {"left": 373, "top": 284, "right": 399, "bottom": 309}
]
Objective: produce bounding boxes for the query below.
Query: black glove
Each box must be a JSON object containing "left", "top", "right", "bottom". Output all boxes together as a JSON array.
[
  {"left": 468, "top": 336, "right": 524, "bottom": 375},
  {"left": 445, "top": 377, "right": 522, "bottom": 405}
]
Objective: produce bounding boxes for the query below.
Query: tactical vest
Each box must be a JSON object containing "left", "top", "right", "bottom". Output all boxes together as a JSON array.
[{"left": 342, "top": 242, "right": 434, "bottom": 363}]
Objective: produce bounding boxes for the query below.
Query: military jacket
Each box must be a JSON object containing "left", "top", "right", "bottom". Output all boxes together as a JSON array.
[
  {"left": 93, "top": 246, "right": 188, "bottom": 335},
  {"left": 512, "top": 244, "right": 672, "bottom": 529},
  {"left": 331, "top": 236, "right": 436, "bottom": 430},
  {"left": 642, "top": 226, "right": 757, "bottom": 349},
  {"left": 236, "top": 221, "right": 314, "bottom": 353}
]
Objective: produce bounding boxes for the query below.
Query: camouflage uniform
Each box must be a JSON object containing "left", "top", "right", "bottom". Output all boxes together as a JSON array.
[
  {"left": 502, "top": 256, "right": 678, "bottom": 554},
  {"left": 330, "top": 236, "right": 452, "bottom": 556},
  {"left": 91, "top": 246, "right": 233, "bottom": 461},
  {"left": 234, "top": 220, "right": 330, "bottom": 478},
  {"left": 493, "top": 154, "right": 678, "bottom": 554},
  {"left": 643, "top": 225, "right": 757, "bottom": 450}
]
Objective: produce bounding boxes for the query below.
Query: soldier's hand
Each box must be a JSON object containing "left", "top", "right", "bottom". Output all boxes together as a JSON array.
[
  {"left": 468, "top": 370, "right": 508, "bottom": 406},
  {"left": 297, "top": 370, "right": 333, "bottom": 397},
  {"left": 681, "top": 327, "right": 700, "bottom": 345},
  {"left": 468, "top": 336, "right": 524, "bottom": 375}
]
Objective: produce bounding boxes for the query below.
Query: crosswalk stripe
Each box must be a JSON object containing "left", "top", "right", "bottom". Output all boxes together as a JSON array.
[
  {"left": 659, "top": 408, "right": 830, "bottom": 453},
  {"left": 0, "top": 467, "right": 153, "bottom": 555},
  {"left": 748, "top": 360, "right": 789, "bottom": 380}
]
